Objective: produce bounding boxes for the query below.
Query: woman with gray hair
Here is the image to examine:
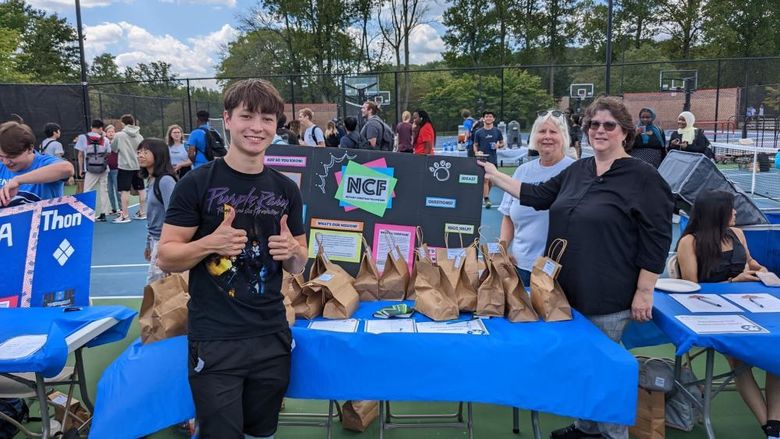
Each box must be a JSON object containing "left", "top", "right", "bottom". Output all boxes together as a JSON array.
[{"left": 498, "top": 110, "right": 575, "bottom": 285}]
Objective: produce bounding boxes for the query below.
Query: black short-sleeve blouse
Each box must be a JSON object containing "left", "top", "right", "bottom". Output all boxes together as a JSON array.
[{"left": 519, "top": 157, "right": 674, "bottom": 316}]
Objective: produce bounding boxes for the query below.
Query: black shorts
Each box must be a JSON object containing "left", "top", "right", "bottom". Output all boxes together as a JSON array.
[
  {"left": 117, "top": 169, "right": 144, "bottom": 191},
  {"left": 188, "top": 329, "right": 292, "bottom": 439}
]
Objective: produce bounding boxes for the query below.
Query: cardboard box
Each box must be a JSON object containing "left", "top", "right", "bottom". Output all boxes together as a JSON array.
[{"left": 48, "top": 390, "right": 91, "bottom": 432}]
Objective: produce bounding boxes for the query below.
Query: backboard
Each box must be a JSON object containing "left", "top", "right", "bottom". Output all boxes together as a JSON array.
[
  {"left": 344, "top": 75, "right": 379, "bottom": 97},
  {"left": 368, "top": 91, "right": 391, "bottom": 106},
  {"left": 660, "top": 70, "right": 698, "bottom": 92},
  {"left": 570, "top": 83, "right": 595, "bottom": 99}
]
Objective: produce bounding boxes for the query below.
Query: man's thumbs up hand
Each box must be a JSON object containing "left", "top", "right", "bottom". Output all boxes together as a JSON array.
[
  {"left": 209, "top": 204, "right": 247, "bottom": 256},
  {"left": 269, "top": 214, "right": 299, "bottom": 261}
]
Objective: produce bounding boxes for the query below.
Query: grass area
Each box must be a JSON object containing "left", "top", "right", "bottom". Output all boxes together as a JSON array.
[{"left": 15, "top": 296, "right": 765, "bottom": 439}]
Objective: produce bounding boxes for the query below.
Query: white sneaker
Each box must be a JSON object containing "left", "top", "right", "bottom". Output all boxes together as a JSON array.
[
  {"left": 133, "top": 211, "right": 147, "bottom": 220},
  {"left": 113, "top": 215, "right": 131, "bottom": 224}
]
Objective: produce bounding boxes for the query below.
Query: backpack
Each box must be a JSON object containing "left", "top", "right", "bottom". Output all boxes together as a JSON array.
[
  {"left": 196, "top": 127, "right": 227, "bottom": 161},
  {"left": 38, "top": 139, "right": 55, "bottom": 155},
  {"left": 0, "top": 398, "right": 29, "bottom": 438},
  {"left": 363, "top": 118, "right": 394, "bottom": 151},
  {"left": 342, "top": 132, "right": 371, "bottom": 150},
  {"left": 84, "top": 132, "right": 108, "bottom": 174},
  {"left": 152, "top": 174, "right": 177, "bottom": 205}
]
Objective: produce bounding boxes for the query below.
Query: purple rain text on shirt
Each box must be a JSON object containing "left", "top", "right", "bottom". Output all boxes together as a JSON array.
[{"left": 206, "top": 187, "right": 290, "bottom": 216}]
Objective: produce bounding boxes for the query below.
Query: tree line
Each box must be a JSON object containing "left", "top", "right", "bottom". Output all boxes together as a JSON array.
[{"left": 1, "top": 0, "right": 779, "bottom": 129}]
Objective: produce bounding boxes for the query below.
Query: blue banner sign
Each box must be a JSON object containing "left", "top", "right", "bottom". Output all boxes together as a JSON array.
[{"left": 0, "top": 192, "right": 95, "bottom": 308}]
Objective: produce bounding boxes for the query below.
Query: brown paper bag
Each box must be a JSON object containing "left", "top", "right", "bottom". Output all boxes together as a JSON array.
[
  {"left": 436, "top": 243, "right": 478, "bottom": 312},
  {"left": 476, "top": 244, "right": 506, "bottom": 317},
  {"left": 305, "top": 269, "right": 359, "bottom": 319},
  {"left": 283, "top": 294, "right": 296, "bottom": 327},
  {"left": 295, "top": 235, "right": 346, "bottom": 319},
  {"left": 405, "top": 227, "right": 427, "bottom": 300},
  {"left": 491, "top": 245, "right": 538, "bottom": 322},
  {"left": 282, "top": 271, "right": 305, "bottom": 304},
  {"left": 140, "top": 273, "right": 189, "bottom": 344},
  {"left": 413, "top": 246, "right": 459, "bottom": 321},
  {"left": 629, "top": 388, "right": 665, "bottom": 439},
  {"left": 530, "top": 238, "right": 573, "bottom": 322},
  {"left": 342, "top": 400, "right": 379, "bottom": 432},
  {"left": 378, "top": 230, "right": 409, "bottom": 300},
  {"left": 354, "top": 236, "right": 381, "bottom": 301}
]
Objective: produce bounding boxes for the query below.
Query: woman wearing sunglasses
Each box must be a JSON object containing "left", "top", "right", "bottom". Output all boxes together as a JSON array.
[
  {"left": 498, "top": 110, "right": 575, "bottom": 286},
  {"left": 480, "top": 96, "right": 674, "bottom": 439}
]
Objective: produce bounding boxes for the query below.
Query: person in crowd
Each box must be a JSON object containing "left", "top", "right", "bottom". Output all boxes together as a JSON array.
[
  {"left": 473, "top": 110, "right": 505, "bottom": 209},
  {"left": 286, "top": 120, "right": 302, "bottom": 146},
  {"left": 275, "top": 114, "right": 299, "bottom": 146},
  {"left": 360, "top": 101, "right": 393, "bottom": 151},
  {"left": 396, "top": 110, "right": 413, "bottom": 153},
  {"left": 676, "top": 190, "right": 778, "bottom": 439},
  {"left": 461, "top": 109, "right": 476, "bottom": 157},
  {"left": 111, "top": 114, "right": 146, "bottom": 223},
  {"left": 158, "top": 79, "right": 306, "bottom": 439},
  {"left": 0, "top": 121, "right": 74, "bottom": 207},
  {"left": 339, "top": 116, "right": 368, "bottom": 149},
  {"left": 298, "top": 108, "right": 325, "bottom": 147},
  {"left": 412, "top": 110, "right": 435, "bottom": 155},
  {"left": 324, "top": 121, "right": 341, "bottom": 148},
  {"left": 137, "top": 138, "right": 177, "bottom": 284},
  {"left": 104, "top": 124, "right": 120, "bottom": 215},
  {"left": 187, "top": 110, "right": 214, "bottom": 169},
  {"left": 479, "top": 96, "right": 674, "bottom": 439},
  {"left": 668, "top": 111, "right": 711, "bottom": 156},
  {"left": 40, "top": 123, "right": 64, "bottom": 158},
  {"left": 498, "top": 111, "right": 576, "bottom": 286},
  {"left": 75, "top": 119, "right": 111, "bottom": 222},
  {"left": 565, "top": 109, "right": 582, "bottom": 159},
  {"left": 167, "top": 124, "right": 192, "bottom": 178},
  {"left": 630, "top": 108, "right": 666, "bottom": 168}
]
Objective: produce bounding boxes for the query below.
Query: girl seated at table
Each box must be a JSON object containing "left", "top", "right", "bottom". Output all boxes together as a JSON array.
[{"left": 677, "top": 190, "right": 779, "bottom": 439}]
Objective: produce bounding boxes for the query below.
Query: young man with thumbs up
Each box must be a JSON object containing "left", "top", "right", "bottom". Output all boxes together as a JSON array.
[{"left": 157, "top": 79, "right": 307, "bottom": 439}]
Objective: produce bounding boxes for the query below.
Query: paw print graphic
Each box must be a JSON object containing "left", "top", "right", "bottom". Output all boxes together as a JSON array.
[{"left": 429, "top": 160, "right": 452, "bottom": 182}]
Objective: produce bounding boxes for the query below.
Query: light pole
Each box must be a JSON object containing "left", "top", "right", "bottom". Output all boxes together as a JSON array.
[
  {"left": 604, "top": 0, "right": 614, "bottom": 95},
  {"left": 74, "top": 0, "right": 91, "bottom": 132}
]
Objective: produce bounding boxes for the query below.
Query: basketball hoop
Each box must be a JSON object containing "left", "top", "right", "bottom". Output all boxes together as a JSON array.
[
  {"left": 374, "top": 95, "right": 384, "bottom": 106},
  {"left": 577, "top": 89, "right": 586, "bottom": 99}
]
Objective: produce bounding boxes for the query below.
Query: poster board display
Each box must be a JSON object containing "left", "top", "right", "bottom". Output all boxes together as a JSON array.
[
  {"left": 0, "top": 192, "right": 96, "bottom": 308},
  {"left": 265, "top": 146, "right": 484, "bottom": 276}
]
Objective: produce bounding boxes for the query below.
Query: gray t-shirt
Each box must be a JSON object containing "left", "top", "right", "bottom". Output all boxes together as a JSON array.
[
  {"left": 41, "top": 138, "right": 64, "bottom": 157},
  {"left": 146, "top": 174, "right": 176, "bottom": 240},
  {"left": 361, "top": 116, "right": 389, "bottom": 147}
]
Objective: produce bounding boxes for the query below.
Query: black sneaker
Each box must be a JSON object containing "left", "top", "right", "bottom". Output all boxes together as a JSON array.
[
  {"left": 96, "top": 214, "right": 107, "bottom": 222},
  {"left": 550, "top": 424, "right": 601, "bottom": 439},
  {"left": 484, "top": 198, "right": 492, "bottom": 209}
]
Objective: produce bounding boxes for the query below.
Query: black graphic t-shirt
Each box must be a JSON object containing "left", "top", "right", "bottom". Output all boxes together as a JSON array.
[{"left": 165, "top": 159, "right": 305, "bottom": 341}]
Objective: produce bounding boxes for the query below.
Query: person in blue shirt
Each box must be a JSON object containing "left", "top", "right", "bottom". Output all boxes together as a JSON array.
[
  {"left": 187, "top": 110, "right": 211, "bottom": 169},
  {"left": 461, "top": 109, "right": 475, "bottom": 157},
  {"left": 0, "top": 121, "right": 74, "bottom": 207},
  {"left": 472, "top": 111, "right": 504, "bottom": 208}
]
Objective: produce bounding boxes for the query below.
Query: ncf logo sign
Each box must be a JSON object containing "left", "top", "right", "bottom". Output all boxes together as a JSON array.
[{"left": 335, "top": 161, "right": 398, "bottom": 217}]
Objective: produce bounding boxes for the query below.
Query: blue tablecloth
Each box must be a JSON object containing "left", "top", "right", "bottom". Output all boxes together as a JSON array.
[
  {"left": 622, "top": 282, "right": 780, "bottom": 375},
  {"left": 92, "top": 301, "right": 638, "bottom": 439},
  {"left": 0, "top": 306, "right": 136, "bottom": 378}
]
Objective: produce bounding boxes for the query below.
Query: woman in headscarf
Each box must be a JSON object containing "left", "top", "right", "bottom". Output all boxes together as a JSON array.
[
  {"left": 668, "top": 111, "right": 711, "bottom": 156},
  {"left": 630, "top": 108, "right": 666, "bottom": 167}
]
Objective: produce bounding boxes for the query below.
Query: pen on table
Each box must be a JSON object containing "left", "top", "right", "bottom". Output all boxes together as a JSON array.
[
  {"left": 744, "top": 295, "right": 765, "bottom": 309},
  {"left": 692, "top": 295, "right": 721, "bottom": 307},
  {"left": 446, "top": 316, "right": 478, "bottom": 325}
]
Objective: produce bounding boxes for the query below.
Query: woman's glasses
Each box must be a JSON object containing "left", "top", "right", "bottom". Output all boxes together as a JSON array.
[
  {"left": 586, "top": 120, "right": 619, "bottom": 131},
  {"left": 538, "top": 110, "right": 564, "bottom": 118}
]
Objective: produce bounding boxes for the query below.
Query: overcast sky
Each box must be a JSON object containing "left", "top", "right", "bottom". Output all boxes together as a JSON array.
[{"left": 29, "top": 0, "right": 447, "bottom": 79}]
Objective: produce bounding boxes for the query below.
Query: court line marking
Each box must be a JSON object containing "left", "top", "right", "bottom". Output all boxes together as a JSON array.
[
  {"left": 92, "top": 264, "right": 149, "bottom": 268},
  {"left": 91, "top": 295, "right": 143, "bottom": 300}
]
